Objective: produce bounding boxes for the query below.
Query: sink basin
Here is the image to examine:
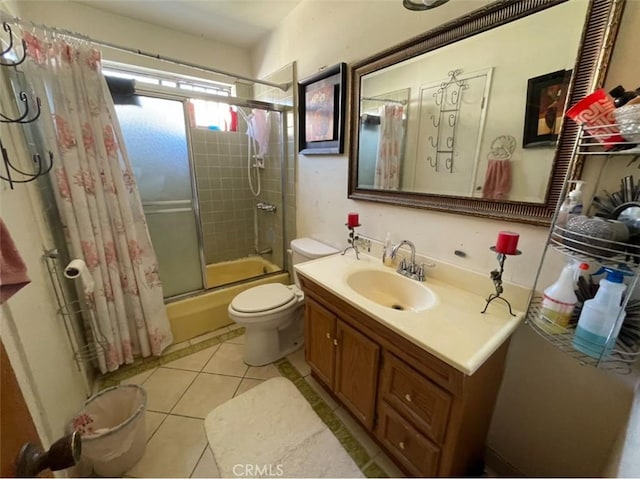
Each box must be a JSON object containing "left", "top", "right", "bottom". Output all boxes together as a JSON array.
[{"left": 345, "top": 269, "right": 437, "bottom": 312}]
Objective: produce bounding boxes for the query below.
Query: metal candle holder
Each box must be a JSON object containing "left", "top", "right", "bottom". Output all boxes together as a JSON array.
[
  {"left": 341, "top": 224, "right": 361, "bottom": 260},
  {"left": 480, "top": 246, "right": 521, "bottom": 316}
]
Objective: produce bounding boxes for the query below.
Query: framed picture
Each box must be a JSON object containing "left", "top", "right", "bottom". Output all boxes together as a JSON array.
[
  {"left": 298, "top": 63, "right": 347, "bottom": 155},
  {"left": 522, "top": 69, "right": 572, "bottom": 148}
]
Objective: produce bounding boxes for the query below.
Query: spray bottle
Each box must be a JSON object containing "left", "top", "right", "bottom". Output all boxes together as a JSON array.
[
  {"left": 573, "top": 267, "right": 629, "bottom": 359},
  {"left": 557, "top": 180, "right": 585, "bottom": 227},
  {"left": 539, "top": 260, "right": 589, "bottom": 334}
]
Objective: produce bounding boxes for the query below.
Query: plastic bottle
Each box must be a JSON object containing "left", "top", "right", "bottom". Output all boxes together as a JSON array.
[
  {"left": 539, "top": 261, "right": 587, "bottom": 334},
  {"left": 609, "top": 85, "right": 638, "bottom": 108},
  {"left": 556, "top": 181, "right": 585, "bottom": 227},
  {"left": 382, "top": 232, "right": 394, "bottom": 266},
  {"left": 572, "top": 268, "right": 628, "bottom": 358}
]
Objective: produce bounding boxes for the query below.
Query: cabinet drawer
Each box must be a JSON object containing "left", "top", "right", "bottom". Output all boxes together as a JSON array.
[
  {"left": 377, "top": 401, "right": 440, "bottom": 477},
  {"left": 380, "top": 351, "right": 452, "bottom": 443}
]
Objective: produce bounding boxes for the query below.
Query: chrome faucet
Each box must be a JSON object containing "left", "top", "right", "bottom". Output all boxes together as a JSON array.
[{"left": 389, "top": 240, "right": 427, "bottom": 282}]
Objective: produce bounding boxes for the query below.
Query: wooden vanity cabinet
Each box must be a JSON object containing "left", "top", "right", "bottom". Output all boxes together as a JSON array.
[
  {"left": 305, "top": 296, "right": 380, "bottom": 429},
  {"left": 300, "top": 275, "right": 510, "bottom": 477}
]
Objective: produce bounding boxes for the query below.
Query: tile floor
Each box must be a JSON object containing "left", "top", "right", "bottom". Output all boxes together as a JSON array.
[{"left": 115, "top": 325, "right": 405, "bottom": 478}]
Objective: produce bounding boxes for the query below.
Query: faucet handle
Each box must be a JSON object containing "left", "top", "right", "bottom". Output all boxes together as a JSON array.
[
  {"left": 398, "top": 257, "right": 407, "bottom": 271},
  {"left": 417, "top": 263, "right": 426, "bottom": 281}
]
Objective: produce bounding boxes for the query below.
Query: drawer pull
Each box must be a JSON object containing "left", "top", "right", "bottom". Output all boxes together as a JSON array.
[
  {"left": 326, "top": 332, "right": 331, "bottom": 339},
  {"left": 333, "top": 339, "right": 338, "bottom": 346},
  {"left": 399, "top": 441, "right": 405, "bottom": 450},
  {"left": 405, "top": 393, "right": 412, "bottom": 403}
]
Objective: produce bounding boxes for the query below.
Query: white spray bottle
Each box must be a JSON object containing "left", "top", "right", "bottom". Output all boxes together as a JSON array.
[{"left": 539, "top": 260, "right": 588, "bottom": 333}]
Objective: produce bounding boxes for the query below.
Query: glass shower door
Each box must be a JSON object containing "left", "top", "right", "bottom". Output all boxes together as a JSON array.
[{"left": 115, "top": 95, "right": 204, "bottom": 298}]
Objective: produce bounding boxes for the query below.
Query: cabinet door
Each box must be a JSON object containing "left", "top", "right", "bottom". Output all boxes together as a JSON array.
[
  {"left": 305, "top": 297, "right": 337, "bottom": 387},
  {"left": 335, "top": 320, "right": 380, "bottom": 430}
]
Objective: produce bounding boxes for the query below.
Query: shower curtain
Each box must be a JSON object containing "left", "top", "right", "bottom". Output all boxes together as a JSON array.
[
  {"left": 374, "top": 104, "right": 404, "bottom": 190},
  {"left": 20, "top": 30, "right": 173, "bottom": 373}
]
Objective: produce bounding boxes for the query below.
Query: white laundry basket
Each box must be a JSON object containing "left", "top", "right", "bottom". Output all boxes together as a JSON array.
[{"left": 70, "top": 384, "right": 147, "bottom": 477}]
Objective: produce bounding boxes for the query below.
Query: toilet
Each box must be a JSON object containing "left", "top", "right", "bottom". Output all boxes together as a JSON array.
[{"left": 228, "top": 238, "right": 338, "bottom": 366}]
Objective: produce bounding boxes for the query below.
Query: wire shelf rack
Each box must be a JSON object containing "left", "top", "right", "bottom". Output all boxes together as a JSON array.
[
  {"left": 577, "top": 122, "right": 640, "bottom": 156},
  {"left": 526, "top": 295, "right": 640, "bottom": 374}
]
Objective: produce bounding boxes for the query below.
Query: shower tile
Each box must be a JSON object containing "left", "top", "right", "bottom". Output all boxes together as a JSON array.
[
  {"left": 127, "top": 415, "right": 207, "bottom": 478},
  {"left": 234, "top": 378, "right": 263, "bottom": 397},
  {"left": 144, "top": 367, "right": 197, "bottom": 413},
  {"left": 202, "top": 343, "right": 248, "bottom": 377},
  {"left": 171, "top": 372, "right": 241, "bottom": 418},
  {"left": 163, "top": 346, "right": 219, "bottom": 372},
  {"left": 191, "top": 446, "right": 221, "bottom": 478},
  {"left": 244, "top": 364, "right": 281, "bottom": 381}
]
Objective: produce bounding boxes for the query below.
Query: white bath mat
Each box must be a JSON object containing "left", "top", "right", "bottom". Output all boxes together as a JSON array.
[{"left": 204, "top": 377, "right": 364, "bottom": 478}]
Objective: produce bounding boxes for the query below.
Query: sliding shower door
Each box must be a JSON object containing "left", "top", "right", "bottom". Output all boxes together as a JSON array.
[{"left": 115, "top": 96, "right": 204, "bottom": 298}]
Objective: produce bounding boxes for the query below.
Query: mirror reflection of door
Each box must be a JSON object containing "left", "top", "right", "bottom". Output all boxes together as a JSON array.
[{"left": 412, "top": 69, "right": 492, "bottom": 196}]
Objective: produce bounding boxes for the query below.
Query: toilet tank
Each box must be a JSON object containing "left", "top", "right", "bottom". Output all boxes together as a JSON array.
[{"left": 290, "top": 238, "right": 338, "bottom": 287}]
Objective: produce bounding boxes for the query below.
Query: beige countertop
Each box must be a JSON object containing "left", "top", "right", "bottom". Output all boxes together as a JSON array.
[{"left": 295, "top": 252, "right": 524, "bottom": 375}]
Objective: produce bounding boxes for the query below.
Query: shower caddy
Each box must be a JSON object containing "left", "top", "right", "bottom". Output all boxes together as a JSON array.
[{"left": 526, "top": 124, "right": 640, "bottom": 374}]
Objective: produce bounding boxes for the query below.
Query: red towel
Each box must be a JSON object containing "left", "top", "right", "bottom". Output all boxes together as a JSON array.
[
  {"left": 0, "top": 218, "right": 30, "bottom": 303},
  {"left": 482, "top": 159, "right": 512, "bottom": 200}
]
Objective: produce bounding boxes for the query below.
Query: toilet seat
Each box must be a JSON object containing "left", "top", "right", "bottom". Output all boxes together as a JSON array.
[{"left": 230, "top": 283, "right": 296, "bottom": 314}]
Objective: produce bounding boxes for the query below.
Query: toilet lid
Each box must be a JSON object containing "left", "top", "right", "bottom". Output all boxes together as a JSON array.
[{"left": 231, "top": 284, "right": 296, "bottom": 313}]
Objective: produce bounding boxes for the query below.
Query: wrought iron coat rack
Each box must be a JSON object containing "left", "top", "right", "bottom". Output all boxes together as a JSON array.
[{"left": 0, "top": 21, "right": 53, "bottom": 189}]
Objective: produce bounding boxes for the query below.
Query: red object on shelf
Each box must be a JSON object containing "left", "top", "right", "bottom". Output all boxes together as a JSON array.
[
  {"left": 347, "top": 213, "right": 359, "bottom": 228},
  {"left": 495, "top": 231, "right": 519, "bottom": 255},
  {"left": 566, "top": 88, "right": 624, "bottom": 149}
]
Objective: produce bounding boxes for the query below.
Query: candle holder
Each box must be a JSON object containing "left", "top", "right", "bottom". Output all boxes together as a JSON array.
[
  {"left": 480, "top": 246, "right": 521, "bottom": 316},
  {"left": 341, "top": 224, "right": 361, "bottom": 260}
]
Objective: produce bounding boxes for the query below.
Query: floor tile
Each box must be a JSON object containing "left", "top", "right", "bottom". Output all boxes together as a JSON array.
[
  {"left": 245, "top": 363, "right": 281, "bottom": 380},
  {"left": 127, "top": 415, "right": 207, "bottom": 478},
  {"left": 234, "top": 378, "right": 263, "bottom": 396},
  {"left": 287, "top": 347, "right": 311, "bottom": 376},
  {"left": 145, "top": 411, "right": 167, "bottom": 441},
  {"left": 172, "top": 373, "right": 242, "bottom": 418},
  {"left": 226, "top": 332, "right": 245, "bottom": 345},
  {"left": 143, "top": 368, "right": 197, "bottom": 413},
  {"left": 163, "top": 346, "right": 219, "bottom": 372},
  {"left": 306, "top": 375, "right": 339, "bottom": 411},
  {"left": 189, "top": 327, "right": 228, "bottom": 346},
  {"left": 335, "top": 407, "right": 381, "bottom": 458},
  {"left": 191, "top": 446, "right": 220, "bottom": 478},
  {"left": 162, "top": 340, "right": 191, "bottom": 355},
  {"left": 373, "top": 450, "right": 405, "bottom": 478},
  {"left": 120, "top": 368, "right": 157, "bottom": 386},
  {"left": 226, "top": 323, "right": 243, "bottom": 332},
  {"left": 202, "top": 343, "right": 248, "bottom": 377}
]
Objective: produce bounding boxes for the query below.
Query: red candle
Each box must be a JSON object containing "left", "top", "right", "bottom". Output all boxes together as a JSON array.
[
  {"left": 347, "top": 212, "right": 359, "bottom": 228},
  {"left": 495, "top": 231, "right": 519, "bottom": 255}
]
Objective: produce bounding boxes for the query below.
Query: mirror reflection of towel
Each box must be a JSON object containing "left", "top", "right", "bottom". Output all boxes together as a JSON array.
[
  {"left": 0, "top": 219, "right": 30, "bottom": 303},
  {"left": 482, "top": 159, "right": 511, "bottom": 200}
]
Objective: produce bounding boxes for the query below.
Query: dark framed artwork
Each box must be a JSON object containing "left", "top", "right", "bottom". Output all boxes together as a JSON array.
[
  {"left": 522, "top": 69, "right": 572, "bottom": 148},
  {"left": 298, "top": 63, "right": 347, "bottom": 155}
]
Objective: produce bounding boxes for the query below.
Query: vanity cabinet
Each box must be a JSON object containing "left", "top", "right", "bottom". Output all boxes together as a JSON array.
[
  {"left": 299, "top": 275, "right": 510, "bottom": 477},
  {"left": 305, "top": 296, "right": 380, "bottom": 429}
]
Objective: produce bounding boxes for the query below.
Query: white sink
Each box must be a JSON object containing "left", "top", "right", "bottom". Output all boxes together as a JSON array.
[{"left": 345, "top": 269, "right": 437, "bottom": 312}]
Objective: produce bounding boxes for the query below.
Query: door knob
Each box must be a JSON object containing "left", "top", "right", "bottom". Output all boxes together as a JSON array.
[{"left": 399, "top": 441, "right": 405, "bottom": 450}]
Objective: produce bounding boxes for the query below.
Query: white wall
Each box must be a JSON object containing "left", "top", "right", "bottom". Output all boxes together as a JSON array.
[{"left": 255, "top": 0, "right": 639, "bottom": 476}]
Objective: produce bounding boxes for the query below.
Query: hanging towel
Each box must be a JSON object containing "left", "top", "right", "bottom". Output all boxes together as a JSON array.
[
  {"left": 248, "top": 109, "right": 270, "bottom": 158},
  {"left": 482, "top": 159, "right": 512, "bottom": 200},
  {"left": 0, "top": 219, "right": 30, "bottom": 303}
]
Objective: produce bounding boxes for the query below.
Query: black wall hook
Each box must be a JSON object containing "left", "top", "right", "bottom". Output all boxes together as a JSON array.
[{"left": 0, "top": 22, "right": 27, "bottom": 67}]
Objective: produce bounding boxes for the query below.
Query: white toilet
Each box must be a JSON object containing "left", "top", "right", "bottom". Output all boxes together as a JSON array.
[{"left": 228, "top": 238, "right": 338, "bottom": 366}]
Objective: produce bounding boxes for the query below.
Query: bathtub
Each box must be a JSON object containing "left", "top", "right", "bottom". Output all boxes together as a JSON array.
[{"left": 166, "top": 257, "right": 288, "bottom": 343}]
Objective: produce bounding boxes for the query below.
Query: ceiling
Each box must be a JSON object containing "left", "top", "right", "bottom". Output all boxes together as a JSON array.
[{"left": 72, "top": 1, "right": 304, "bottom": 49}]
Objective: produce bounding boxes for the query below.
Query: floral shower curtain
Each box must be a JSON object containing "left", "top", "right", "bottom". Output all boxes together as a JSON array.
[
  {"left": 21, "top": 31, "right": 173, "bottom": 373},
  {"left": 374, "top": 104, "right": 404, "bottom": 190}
]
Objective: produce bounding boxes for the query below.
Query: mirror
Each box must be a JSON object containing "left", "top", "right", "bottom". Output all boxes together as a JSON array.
[{"left": 348, "top": 0, "right": 624, "bottom": 226}]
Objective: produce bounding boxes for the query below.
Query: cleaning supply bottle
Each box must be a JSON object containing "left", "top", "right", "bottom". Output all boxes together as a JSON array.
[
  {"left": 573, "top": 268, "right": 628, "bottom": 359},
  {"left": 539, "top": 261, "right": 587, "bottom": 333},
  {"left": 556, "top": 181, "right": 585, "bottom": 227},
  {"left": 382, "top": 232, "right": 394, "bottom": 266}
]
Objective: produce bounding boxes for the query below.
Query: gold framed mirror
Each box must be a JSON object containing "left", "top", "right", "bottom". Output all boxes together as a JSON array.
[{"left": 348, "top": 0, "right": 625, "bottom": 226}]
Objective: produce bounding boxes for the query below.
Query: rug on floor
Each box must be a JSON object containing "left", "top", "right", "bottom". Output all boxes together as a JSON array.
[{"left": 204, "top": 376, "right": 365, "bottom": 478}]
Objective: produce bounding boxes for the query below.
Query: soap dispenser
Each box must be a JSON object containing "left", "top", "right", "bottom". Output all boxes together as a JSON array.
[
  {"left": 557, "top": 180, "right": 585, "bottom": 227},
  {"left": 572, "top": 267, "right": 629, "bottom": 358},
  {"left": 382, "top": 232, "right": 394, "bottom": 266}
]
